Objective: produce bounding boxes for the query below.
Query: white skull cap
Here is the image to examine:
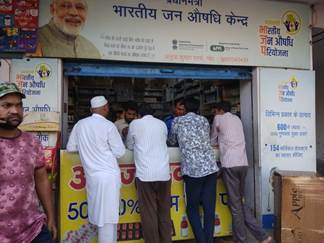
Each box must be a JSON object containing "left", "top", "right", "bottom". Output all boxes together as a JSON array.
[{"left": 90, "top": 96, "right": 108, "bottom": 108}]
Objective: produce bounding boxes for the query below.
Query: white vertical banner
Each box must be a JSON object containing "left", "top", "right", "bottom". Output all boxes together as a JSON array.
[
  {"left": 11, "top": 58, "right": 61, "bottom": 112},
  {"left": 258, "top": 68, "right": 316, "bottom": 222},
  {"left": 10, "top": 58, "right": 62, "bottom": 131}
]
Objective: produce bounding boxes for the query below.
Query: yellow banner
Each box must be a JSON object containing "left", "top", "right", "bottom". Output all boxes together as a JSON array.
[{"left": 60, "top": 151, "right": 232, "bottom": 242}]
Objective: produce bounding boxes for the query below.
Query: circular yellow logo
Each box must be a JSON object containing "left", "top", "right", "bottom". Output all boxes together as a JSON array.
[
  {"left": 35, "top": 63, "right": 52, "bottom": 81},
  {"left": 282, "top": 11, "right": 301, "bottom": 35}
]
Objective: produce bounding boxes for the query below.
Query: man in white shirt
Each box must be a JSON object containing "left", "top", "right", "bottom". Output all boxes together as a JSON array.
[
  {"left": 211, "top": 101, "right": 272, "bottom": 243},
  {"left": 126, "top": 104, "right": 172, "bottom": 243},
  {"left": 67, "top": 96, "right": 125, "bottom": 243}
]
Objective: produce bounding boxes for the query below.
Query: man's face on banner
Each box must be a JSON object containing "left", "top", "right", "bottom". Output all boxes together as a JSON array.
[{"left": 51, "top": 0, "right": 88, "bottom": 37}]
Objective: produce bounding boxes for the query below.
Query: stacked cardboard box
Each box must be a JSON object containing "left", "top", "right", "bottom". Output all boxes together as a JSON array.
[{"left": 273, "top": 171, "right": 324, "bottom": 243}]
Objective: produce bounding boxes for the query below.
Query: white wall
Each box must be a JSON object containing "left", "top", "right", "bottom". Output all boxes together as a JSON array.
[{"left": 314, "top": 28, "right": 324, "bottom": 162}]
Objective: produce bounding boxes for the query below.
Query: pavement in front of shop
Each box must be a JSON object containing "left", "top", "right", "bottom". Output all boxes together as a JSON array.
[{"left": 174, "top": 229, "right": 274, "bottom": 243}]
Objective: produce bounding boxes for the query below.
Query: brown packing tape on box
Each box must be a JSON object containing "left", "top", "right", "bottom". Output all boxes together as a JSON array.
[{"left": 273, "top": 171, "right": 324, "bottom": 243}]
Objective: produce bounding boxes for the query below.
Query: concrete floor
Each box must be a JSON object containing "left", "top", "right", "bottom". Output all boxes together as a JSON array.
[
  {"left": 175, "top": 229, "right": 274, "bottom": 243},
  {"left": 174, "top": 236, "right": 254, "bottom": 243},
  {"left": 173, "top": 238, "right": 245, "bottom": 243}
]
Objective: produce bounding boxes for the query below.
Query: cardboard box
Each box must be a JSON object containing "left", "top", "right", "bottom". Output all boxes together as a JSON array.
[{"left": 273, "top": 170, "right": 324, "bottom": 243}]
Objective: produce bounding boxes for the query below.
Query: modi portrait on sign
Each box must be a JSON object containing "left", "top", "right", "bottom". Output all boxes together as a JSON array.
[{"left": 37, "top": 0, "right": 101, "bottom": 59}]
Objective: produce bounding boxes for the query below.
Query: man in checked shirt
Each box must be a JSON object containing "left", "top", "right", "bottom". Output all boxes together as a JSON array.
[{"left": 168, "top": 97, "right": 219, "bottom": 243}]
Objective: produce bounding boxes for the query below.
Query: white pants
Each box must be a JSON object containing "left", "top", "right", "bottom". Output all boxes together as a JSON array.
[{"left": 98, "top": 223, "right": 117, "bottom": 243}]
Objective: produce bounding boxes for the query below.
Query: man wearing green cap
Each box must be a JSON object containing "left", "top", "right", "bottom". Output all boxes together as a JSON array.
[{"left": 0, "top": 83, "right": 57, "bottom": 243}]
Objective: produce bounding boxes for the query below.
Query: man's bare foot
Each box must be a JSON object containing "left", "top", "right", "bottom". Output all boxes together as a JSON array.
[{"left": 261, "top": 235, "right": 272, "bottom": 243}]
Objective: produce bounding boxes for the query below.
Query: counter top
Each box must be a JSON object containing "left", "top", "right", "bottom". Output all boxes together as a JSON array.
[{"left": 62, "top": 147, "right": 220, "bottom": 165}]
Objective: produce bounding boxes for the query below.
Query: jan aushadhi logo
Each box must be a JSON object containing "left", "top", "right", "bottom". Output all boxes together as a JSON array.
[
  {"left": 35, "top": 63, "right": 51, "bottom": 81},
  {"left": 282, "top": 10, "right": 301, "bottom": 35},
  {"left": 278, "top": 76, "right": 299, "bottom": 103}
]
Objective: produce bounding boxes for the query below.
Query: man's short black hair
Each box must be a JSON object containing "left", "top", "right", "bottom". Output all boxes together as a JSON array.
[
  {"left": 138, "top": 103, "right": 153, "bottom": 117},
  {"left": 124, "top": 100, "right": 138, "bottom": 112},
  {"left": 214, "top": 101, "right": 231, "bottom": 113},
  {"left": 175, "top": 99, "right": 184, "bottom": 106},
  {"left": 183, "top": 97, "right": 199, "bottom": 113}
]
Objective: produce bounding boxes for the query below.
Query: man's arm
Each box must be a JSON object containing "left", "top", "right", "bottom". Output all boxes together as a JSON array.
[
  {"left": 125, "top": 123, "right": 135, "bottom": 151},
  {"left": 167, "top": 119, "right": 178, "bottom": 146},
  {"left": 34, "top": 167, "right": 57, "bottom": 240},
  {"left": 67, "top": 123, "right": 78, "bottom": 152},
  {"left": 210, "top": 116, "right": 219, "bottom": 146},
  {"left": 108, "top": 125, "right": 126, "bottom": 158}
]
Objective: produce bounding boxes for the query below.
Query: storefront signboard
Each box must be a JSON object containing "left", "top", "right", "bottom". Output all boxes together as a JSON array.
[
  {"left": 258, "top": 68, "right": 316, "bottom": 226},
  {"left": 38, "top": 0, "right": 311, "bottom": 69},
  {"left": 60, "top": 149, "right": 232, "bottom": 242}
]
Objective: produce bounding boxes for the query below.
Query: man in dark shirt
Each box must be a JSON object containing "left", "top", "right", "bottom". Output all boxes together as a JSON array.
[{"left": 164, "top": 99, "right": 185, "bottom": 133}]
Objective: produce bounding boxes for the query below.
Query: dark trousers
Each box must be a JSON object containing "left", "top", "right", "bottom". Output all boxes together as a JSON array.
[
  {"left": 183, "top": 172, "right": 217, "bottom": 243},
  {"left": 135, "top": 178, "right": 172, "bottom": 243},
  {"left": 31, "top": 225, "right": 53, "bottom": 243},
  {"left": 222, "top": 166, "right": 267, "bottom": 243}
]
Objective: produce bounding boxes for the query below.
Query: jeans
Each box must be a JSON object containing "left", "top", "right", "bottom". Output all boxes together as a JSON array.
[
  {"left": 183, "top": 172, "right": 217, "bottom": 243},
  {"left": 31, "top": 225, "right": 53, "bottom": 243}
]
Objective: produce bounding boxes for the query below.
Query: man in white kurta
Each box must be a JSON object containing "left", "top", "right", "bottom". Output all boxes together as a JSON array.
[{"left": 67, "top": 96, "right": 125, "bottom": 243}]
